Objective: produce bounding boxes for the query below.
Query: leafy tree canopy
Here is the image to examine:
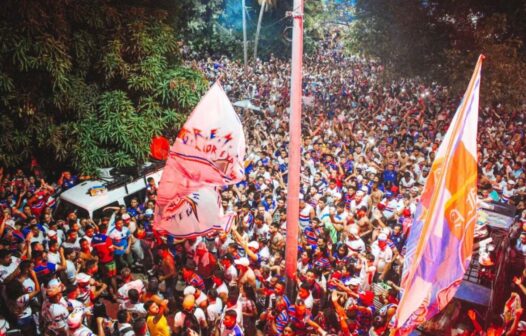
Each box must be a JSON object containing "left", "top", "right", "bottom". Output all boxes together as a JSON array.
[
  {"left": 347, "top": 0, "right": 526, "bottom": 108},
  {"left": 0, "top": 0, "right": 207, "bottom": 175}
]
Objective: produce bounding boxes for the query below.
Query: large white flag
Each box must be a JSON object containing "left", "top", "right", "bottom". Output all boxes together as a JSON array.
[
  {"left": 156, "top": 82, "right": 246, "bottom": 207},
  {"left": 154, "top": 187, "right": 234, "bottom": 239},
  {"left": 154, "top": 82, "right": 244, "bottom": 238}
]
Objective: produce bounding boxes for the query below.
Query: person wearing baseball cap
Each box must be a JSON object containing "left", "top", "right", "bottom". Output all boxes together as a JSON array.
[
  {"left": 220, "top": 254, "right": 238, "bottom": 287},
  {"left": 41, "top": 282, "right": 69, "bottom": 336},
  {"left": 67, "top": 309, "right": 99, "bottom": 336}
]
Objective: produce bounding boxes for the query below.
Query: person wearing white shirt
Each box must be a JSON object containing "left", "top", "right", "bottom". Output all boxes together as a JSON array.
[
  {"left": 0, "top": 251, "right": 20, "bottom": 284},
  {"left": 42, "top": 285, "right": 69, "bottom": 336},
  {"left": 345, "top": 227, "right": 366, "bottom": 255},
  {"left": 350, "top": 191, "right": 368, "bottom": 214},
  {"left": 47, "top": 240, "right": 62, "bottom": 265},
  {"left": 212, "top": 269, "right": 229, "bottom": 303},
  {"left": 371, "top": 234, "right": 393, "bottom": 277},
  {"left": 207, "top": 289, "right": 224, "bottom": 325},
  {"left": 316, "top": 198, "right": 330, "bottom": 220},
  {"left": 298, "top": 283, "right": 314, "bottom": 311}
]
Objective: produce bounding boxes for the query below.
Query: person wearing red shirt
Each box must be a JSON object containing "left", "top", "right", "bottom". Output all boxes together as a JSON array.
[{"left": 91, "top": 224, "right": 117, "bottom": 297}]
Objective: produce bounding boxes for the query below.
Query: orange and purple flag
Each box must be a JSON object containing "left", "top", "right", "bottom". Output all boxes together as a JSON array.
[{"left": 392, "top": 55, "right": 483, "bottom": 334}]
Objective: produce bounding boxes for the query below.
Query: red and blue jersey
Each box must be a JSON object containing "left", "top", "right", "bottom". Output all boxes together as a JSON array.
[
  {"left": 312, "top": 256, "right": 330, "bottom": 272},
  {"left": 34, "top": 261, "right": 56, "bottom": 282},
  {"left": 187, "top": 272, "right": 205, "bottom": 291},
  {"left": 303, "top": 227, "right": 317, "bottom": 246},
  {"left": 275, "top": 309, "right": 290, "bottom": 334}
]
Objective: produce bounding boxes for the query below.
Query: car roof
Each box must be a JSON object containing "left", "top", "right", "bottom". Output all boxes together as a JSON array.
[{"left": 59, "top": 169, "right": 163, "bottom": 213}]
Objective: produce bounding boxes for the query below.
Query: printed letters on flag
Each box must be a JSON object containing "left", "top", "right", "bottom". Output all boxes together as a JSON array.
[
  {"left": 156, "top": 82, "right": 246, "bottom": 207},
  {"left": 154, "top": 187, "right": 235, "bottom": 239},
  {"left": 392, "top": 55, "right": 483, "bottom": 335}
]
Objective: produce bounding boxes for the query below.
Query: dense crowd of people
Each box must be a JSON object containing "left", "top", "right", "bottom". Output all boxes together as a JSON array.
[{"left": 1, "top": 29, "right": 526, "bottom": 336}]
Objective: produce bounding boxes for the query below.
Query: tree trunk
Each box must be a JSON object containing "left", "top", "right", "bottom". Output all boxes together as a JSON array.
[{"left": 254, "top": 1, "right": 266, "bottom": 61}]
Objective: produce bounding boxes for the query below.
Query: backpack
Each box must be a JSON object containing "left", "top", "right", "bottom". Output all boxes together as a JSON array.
[
  {"left": 112, "top": 322, "right": 133, "bottom": 336},
  {"left": 181, "top": 311, "right": 201, "bottom": 335}
]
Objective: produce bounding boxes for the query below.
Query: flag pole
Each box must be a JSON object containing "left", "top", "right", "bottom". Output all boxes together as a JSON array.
[{"left": 285, "top": 0, "right": 304, "bottom": 300}]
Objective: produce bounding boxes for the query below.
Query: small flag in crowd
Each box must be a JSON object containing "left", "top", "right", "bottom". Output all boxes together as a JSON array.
[
  {"left": 156, "top": 82, "right": 246, "bottom": 206},
  {"left": 154, "top": 187, "right": 234, "bottom": 239},
  {"left": 392, "top": 55, "right": 483, "bottom": 334},
  {"left": 154, "top": 82, "right": 244, "bottom": 238}
]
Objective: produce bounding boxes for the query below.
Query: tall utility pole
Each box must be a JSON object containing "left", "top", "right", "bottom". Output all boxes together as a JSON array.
[
  {"left": 242, "top": 0, "right": 248, "bottom": 74},
  {"left": 285, "top": 0, "right": 303, "bottom": 299},
  {"left": 254, "top": 0, "right": 266, "bottom": 61}
]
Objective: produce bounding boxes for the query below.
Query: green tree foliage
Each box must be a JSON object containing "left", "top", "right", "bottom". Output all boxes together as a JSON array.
[
  {"left": 0, "top": 0, "right": 207, "bottom": 174},
  {"left": 348, "top": 0, "right": 526, "bottom": 107},
  {"left": 178, "top": 0, "right": 294, "bottom": 60},
  {"left": 177, "top": 0, "right": 241, "bottom": 58},
  {"left": 348, "top": 0, "right": 449, "bottom": 78}
]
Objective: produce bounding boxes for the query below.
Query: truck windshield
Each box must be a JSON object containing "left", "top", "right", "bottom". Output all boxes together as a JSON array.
[
  {"left": 92, "top": 201, "right": 120, "bottom": 222},
  {"left": 54, "top": 199, "right": 89, "bottom": 220}
]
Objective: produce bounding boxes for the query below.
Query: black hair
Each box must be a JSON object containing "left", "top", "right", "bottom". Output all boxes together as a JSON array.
[
  {"left": 243, "top": 283, "right": 257, "bottom": 302},
  {"left": 224, "top": 309, "right": 237, "bottom": 319},
  {"left": 143, "top": 300, "right": 155, "bottom": 313},
  {"left": 32, "top": 250, "right": 44, "bottom": 260},
  {"left": 117, "top": 310, "right": 129, "bottom": 323},
  {"left": 64, "top": 248, "right": 75, "bottom": 257},
  {"left": 207, "top": 288, "right": 218, "bottom": 299},
  {"left": 128, "top": 289, "right": 140, "bottom": 303},
  {"left": 300, "top": 282, "right": 311, "bottom": 291},
  {"left": 85, "top": 259, "right": 97, "bottom": 270},
  {"left": 147, "top": 276, "right": 159, "bottom": 293},
  {"left": 213, "top": 269, "right": 225, "bottom": 279},
  {"left": 0, "top": 249, "right": 11, "bottom": 259},
  {"left": 227, "top": 288, "right": 240, "bottom": 305},
  {"left": 19, "top": 260, "right": 32, "bottom": 274},
  {"left": 66, "top": 284, "right": 79, "bottom": 295},
  {"left": 5, "top": 280, "right": 25, "bottom": 300}
]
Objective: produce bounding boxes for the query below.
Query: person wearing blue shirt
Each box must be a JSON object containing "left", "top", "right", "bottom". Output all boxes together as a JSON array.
[
  {"left": 382, "top": 163, "right": 398, "bottom": 185},
  {"left": 126, "top": 198, "right": 144, "bottom": 218},
  {"left": 58, "top": 171, "right": 78, "bottom": 190},
  {"left": 261, "top": 195, "right": 275, "bottom": 212}
]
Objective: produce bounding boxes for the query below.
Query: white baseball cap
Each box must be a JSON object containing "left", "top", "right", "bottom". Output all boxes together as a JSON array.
[{"left": 183, "top": 286, "right": 196, "bottom": 296}]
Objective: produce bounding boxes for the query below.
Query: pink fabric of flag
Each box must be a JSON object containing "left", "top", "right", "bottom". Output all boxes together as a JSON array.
[
  {"left": 392, "top": 55, "right": 483, "bottom": 335},
  {"left": 154, "top": 187, "right": 235, "bottom": 239},
  {"left": 156, "top": 82, "right": 246, "bottom": 207}
]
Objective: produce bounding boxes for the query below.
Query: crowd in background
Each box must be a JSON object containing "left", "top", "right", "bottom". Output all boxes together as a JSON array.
[{"left": 0, "top": 29, "right": 526, "bottom": 336}]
